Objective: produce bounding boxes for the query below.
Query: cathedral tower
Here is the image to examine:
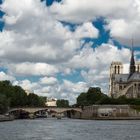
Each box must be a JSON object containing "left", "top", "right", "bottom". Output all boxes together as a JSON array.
[
  {"left": 110, "top": 62, "right": 123, "bottom": 75},
  {"left": 109, "top": 62, "right": 123, "bottom": 97}
]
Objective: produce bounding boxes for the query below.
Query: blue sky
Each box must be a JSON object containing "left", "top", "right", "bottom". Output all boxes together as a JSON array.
[{"left": 0, "top": 0, "right": 140, "bottom": 103}]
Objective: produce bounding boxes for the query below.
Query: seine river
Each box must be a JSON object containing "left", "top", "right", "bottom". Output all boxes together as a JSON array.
[{"left": 0, "top": 118, "right": 140, "bottom": 140}]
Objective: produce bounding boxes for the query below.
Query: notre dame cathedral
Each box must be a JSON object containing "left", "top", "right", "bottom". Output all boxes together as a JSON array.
[{"left": 109, "top": 48, "right": 140, "bottom": 98}]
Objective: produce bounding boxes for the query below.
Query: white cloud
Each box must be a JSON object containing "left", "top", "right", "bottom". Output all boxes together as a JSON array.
[
  {"left": 13, "top": 79, "right": 41, "bottom": 93},
  {"left": 50, "top": 0, "right": 133, "bottom": 23},
  {"left": 0, "top": 0, "right": 99, "bottom": 65},
  {"left": 106, "top": 19, "right": 140, "bottom": 45},
  {"left": 40, "top": 76, "right": 58, "bottom": 85},
  {"left": 9, "top": 62, "right": 58, "bottom": 76},
  {"left": 62, "top": 80, "right": 88, "bottom": 94},
  {"left": 58, "top": 80, "right": 88, "bottom": 104},
  {"left": 50, "top": 0, "right": 140, "bottom": 45},
  {"left": 0, "top": 71, "right": 15, "bottom": 81},
  {"left": 67, "top": 43, "right": 130, "bottom": 70}
]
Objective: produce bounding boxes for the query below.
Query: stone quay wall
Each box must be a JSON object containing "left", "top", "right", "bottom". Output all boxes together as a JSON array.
[{"left": 80, "top": 105, "right": 140, "bottom": 120}]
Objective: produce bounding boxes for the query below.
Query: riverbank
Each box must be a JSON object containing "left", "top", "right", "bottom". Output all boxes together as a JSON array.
[
  {"left": 0, "top": 115, "right": 14, "bottom": 122},
  {"left": 79, "top": 105, "right": 140, "bottom": 120},
  {"left": 3, "top": 105, "right": 140, "bottom": 121}
]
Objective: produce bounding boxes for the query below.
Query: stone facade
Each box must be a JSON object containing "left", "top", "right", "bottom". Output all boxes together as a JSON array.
[
  {"left": 81, "top": 105, "right": 140, "bottom": 120},
  {"left": 109, "top": 50, "right": 140, "bottom": 98},
  {"left": 45, "top": 98, "right": 57, "bottom": 107}
]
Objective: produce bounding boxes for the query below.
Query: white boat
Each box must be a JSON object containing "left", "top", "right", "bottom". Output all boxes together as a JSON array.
[{"left": 56, "top": 113, "right": 62, "bottom": 119}]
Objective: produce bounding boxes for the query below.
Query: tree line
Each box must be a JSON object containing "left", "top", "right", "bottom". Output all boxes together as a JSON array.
[
  {"left": 76, "top": 87, "right": 140, "bottom": 107},
  {"left": 0, "top": 80, "right": 46, "bottom": 114},
  {"left": 56, "top": 99, "right": 69, "bottom": 107}
]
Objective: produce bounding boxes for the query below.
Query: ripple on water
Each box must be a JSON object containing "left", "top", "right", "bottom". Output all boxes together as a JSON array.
[{"left": 0, "top": 119, "right": 140, "bottom": 140}]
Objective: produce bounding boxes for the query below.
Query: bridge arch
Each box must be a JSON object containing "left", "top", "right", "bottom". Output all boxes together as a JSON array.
[
  {"left": 58, "top": 109, "right": 82, "bottom": 118},
  {"left": 8, "top": 109, "right": 30, "bottom": 119},
  {"left": 34, "top": 109, "right": 48, "bottom": 118},
  {"left": 8, "top": 107, "right": 82, "bottom": 118}
]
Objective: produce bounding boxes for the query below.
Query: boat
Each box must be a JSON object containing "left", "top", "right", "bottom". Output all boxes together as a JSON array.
[
  {"left": 56, "top": 113, "right": 62, "bottom": 119},
  {"left": 35, "top": 114, "right": 47, "bottom": 118}
]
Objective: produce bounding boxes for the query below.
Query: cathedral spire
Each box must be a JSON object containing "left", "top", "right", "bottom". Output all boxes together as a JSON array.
[{"left": 129, "top": 39, "right": 135, "bottom": 75}]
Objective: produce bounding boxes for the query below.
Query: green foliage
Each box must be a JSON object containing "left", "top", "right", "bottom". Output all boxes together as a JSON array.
[
  {"left": 96, "top": 96, "right": 120, "bottom": 105},
  {"left": 0, "top": 94, "right": 9, "bottom": 114},
  {"left": 27, "top": 93, "right": 46, "bottom": 107},
  {"left": 125, "top": 98, "right": 140, "bottom": 105},
  {"left": 11, "top": 85, "right": 28, "bottom": 107},
  {"left": 56, "top": 99, "right": 69, "bottom": 107},
  {"left": 0, "top": 80, "right": 46, "bottom": 113},
  {"left": 77, "top": 87, "right": 106, "bottom": 106},
  {"left": 77, "top": 92, "right": 88, "bottom": 106},
  {"left": 77, "top": 87, "right": 140, "bottom": 106},
  {"left": 87, "top": 87, "right": 106, "bottom": 104}
]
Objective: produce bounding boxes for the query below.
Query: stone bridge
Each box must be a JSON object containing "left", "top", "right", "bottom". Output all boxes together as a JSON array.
[{"left": 8, "top": 107, "right": 82, "bottom": 114}]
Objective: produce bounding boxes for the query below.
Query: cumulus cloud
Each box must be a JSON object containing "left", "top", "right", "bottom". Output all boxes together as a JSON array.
[
  {"left": 106, "top": 18, "right": 140, "bottom": 45},
  {"left": 40, "top": 76, "right": 58, "bottom": 85},
  {"left": 0, "top": 0, "right": 99, "bottom": 65},
  {"left": 61, "top": 80, "right": 88, "bottom": 94},
  {"left": 58, "top": 80, "right": 88, "bottom": 103},
  {"left": 36, "top": 79, "right": 88, "bottom": 104},
  {"left": 50, "top": 0, "right": 133, "bottom": 23},
  {"left": 67, "top": 43, "right": 130, "bottom": 70},
  {"left": 8, "top": 62, "right": 58, "bottom": 76},
  {"left": 13, "top": 79, "right": 41, "bottom": 93},
  {"left": 0, "top": 71, "right": 15, "bottom": 81},
  {"left": 50, "top": 0, "right": 140, "bottom": 45}
]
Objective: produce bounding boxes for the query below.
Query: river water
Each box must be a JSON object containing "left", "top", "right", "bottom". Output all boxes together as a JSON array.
[{"left": 0, "top": 118, "right": 140, "bottom": 140}]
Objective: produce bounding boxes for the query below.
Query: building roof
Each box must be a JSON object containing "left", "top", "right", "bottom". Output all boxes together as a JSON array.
[
  {"left": 128, "top": 72, "right": 140, "bottom": 82},
  {"left": 115, "top": 74, "right": 129, "bottom": 83},
  {"left": 115, "top": 72, "right": 140, "bottom": 83}
]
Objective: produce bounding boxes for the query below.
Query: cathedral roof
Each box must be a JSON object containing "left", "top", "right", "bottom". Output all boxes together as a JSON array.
[
  {"left": 115, "top": 74, "right": 129, "bottom": 83},
  {"left": 114, "top": 73, "right": 140, "bottom": 83},
  {"left": 128, "top": 72, "right": 140, "bottom": 82}
]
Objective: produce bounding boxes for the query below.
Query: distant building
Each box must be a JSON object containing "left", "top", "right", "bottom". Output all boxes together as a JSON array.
[
  {"left": 109, "top": 47, "right": 140, "bottom": 98},
  {"left": 45, "top": 98, "right": 57, "bottom": 107}
]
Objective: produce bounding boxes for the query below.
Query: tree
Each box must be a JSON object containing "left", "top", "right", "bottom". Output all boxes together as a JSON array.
[
  {"left": 96, "top": 96, "right": 119, "bottom": 105},
  {"left": 77, "top": 87, "right": 106, "bottom": 106},
  {"left": 86, "top": 87, "right": 105, "bottom": 104},
  {"left": 0, "top": 81, "right": 46, "bottom": 111},
  {"left": 56, "top": 99, "right": 69, "bottom": 107},
  {"left": 77, "top": 92, "right": 88, "bottom": 106},
  {"left": 27, "top": 93, "right": 46, "bottom": 107},
  {"left": 10, "top": 85, "right": 28, "bottom": 107},
  {"left": 0, "top": 94, "right": 9, "bottom": 114}
]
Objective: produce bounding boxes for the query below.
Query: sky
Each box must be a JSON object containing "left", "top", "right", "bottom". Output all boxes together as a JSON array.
[{"left": 0, "top": 0, "right": 140, "bottom": 104}]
